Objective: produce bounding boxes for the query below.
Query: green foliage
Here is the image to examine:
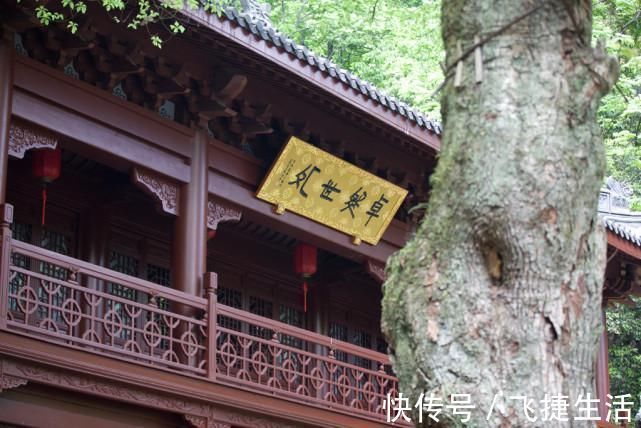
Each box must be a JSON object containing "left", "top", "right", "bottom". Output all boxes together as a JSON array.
[
  {"left": 595, "top": 0, "right": 641, "bottom": 209},
  {"left": 265, "top": 0, "right": 443, "bottom": 119},
  {"left": 25, "top": 0, "right": 232, "bottom": 49},
  {"left": 607, "top": 299, "right": 641, "bottom": 407}
]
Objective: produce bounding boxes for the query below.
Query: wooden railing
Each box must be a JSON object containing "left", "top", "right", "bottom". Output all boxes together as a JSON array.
[
  {"left": 3, "top": 238, "right": 209, "bottom": 376},
  {"left": 0, "top": 223, "right": 398, "bottom": 424},
  {"left": 215, "top": 303, "right": 397, "bottom": 420}
]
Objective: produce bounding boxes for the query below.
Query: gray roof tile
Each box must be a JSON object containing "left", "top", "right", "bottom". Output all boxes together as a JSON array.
[
  {"left": 222, "top": 6, "right": 441, "bottom": 135},
  {"left": 603, "top": 217, "right": 641, "bottom": 247}
]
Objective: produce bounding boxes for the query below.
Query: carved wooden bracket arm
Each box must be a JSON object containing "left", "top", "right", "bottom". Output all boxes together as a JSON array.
[
  {"left": 0, "top": 360, "right": 27, "bottom": 393},
  {"left": 207, "top": 199, "right": 241, "bottom": 231},
  {"left": 184, "top": 414, "right": 231, "bottom": 428},
  {"left": 130, "top": 170, "right": 243, "bottom": 234},
  {"left": 131, "top": 167, "right": 180, "bottom": 215},
  {"left": 8, "top": 119, "right": 58, "bottom": 159},
  {"left": 184, "top": 406, "right": 298, "bottom": 428}
]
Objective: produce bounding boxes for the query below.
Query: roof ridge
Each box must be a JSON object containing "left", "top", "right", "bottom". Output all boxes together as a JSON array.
[{"left": 224, "top": 5, "right": 442, "bottom": 135}]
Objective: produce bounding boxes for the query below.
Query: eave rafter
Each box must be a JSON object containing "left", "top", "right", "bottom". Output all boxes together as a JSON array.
[{"left": 2, "top": 2, "right": 433, "bottom": 226}]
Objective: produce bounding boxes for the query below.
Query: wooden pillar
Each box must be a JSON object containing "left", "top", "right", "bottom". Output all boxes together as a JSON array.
[
  {"left": 0, "top": 203, "right": 13, "bottom": 330},
  {"left": 596, "top": 307, "right": 610, "bottom": 421},
  {"left": 0, "top": 38, "right": 14, "bottom": 204},
  {"left": 172, "top": 131, "right": 208, "bottom": 300},
  {"left": 205, "top": 272, "right": 218, "bottom": 380},
  {"left": 0, "top": 37, "right": 15, "bottom": 330}
]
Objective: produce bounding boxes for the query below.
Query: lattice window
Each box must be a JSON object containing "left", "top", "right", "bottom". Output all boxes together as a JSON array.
[
  {"left": 350, "top": 329, "right": 372, "bottom": 369},
  {"left": 8, "top": 222, "right": 32, "bottom": 311},
  {"left": 11, "top": 222, "right": 32, "bottom": 243},
  {"left": 146, "top": 263, "right": 170, "bottom": 287},
  {"left": 39, "top": 229, "right": 69, "bottom": 279},
  {"left": 279, "top": 304, "right": 303, "bottom": 349},
  {"left": 108, "top": 251, "right": 139, "bottom": 300},
  {"left": 38, "top": 229, "right": 71, "bottom": 321},
  {"left": 108, "top": 251, "right": 139, "bottom": 339},
  {"left": 218, "top": 286, "right": 242, "bottom": 332},
  {"left": 249, "top": 295, "right": 273, "bottom": 339},
  {"left": 146, "top": 263, "right": 171, "bottom": 348},
  {"left": 329, "top": 322, "right": 349, "bottom": 362},
  {"left": 377, "top": 336, "right": 394, "bottom": 375}
]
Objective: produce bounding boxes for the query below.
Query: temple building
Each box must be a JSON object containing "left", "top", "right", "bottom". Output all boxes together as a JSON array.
[{"left": 0, "top": 1, "right": 636, "bottom": 427}]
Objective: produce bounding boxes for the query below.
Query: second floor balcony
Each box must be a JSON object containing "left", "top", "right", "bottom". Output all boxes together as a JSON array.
[{"left": 0, "top": 215, "right": 399, "bottom": 425}]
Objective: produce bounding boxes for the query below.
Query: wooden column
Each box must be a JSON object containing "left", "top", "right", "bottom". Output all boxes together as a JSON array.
[
  {"left": 172, "top": 131, "right": 208, "bottom": 301},
  {"left": 0, "top": 203, "right": 13, "bottom": 329},
  {"left": 596, "top": 307, "right": 610, "bottom": 421},
  {"left": 0, "top": 38, "right": 14, "bottom": 204}
]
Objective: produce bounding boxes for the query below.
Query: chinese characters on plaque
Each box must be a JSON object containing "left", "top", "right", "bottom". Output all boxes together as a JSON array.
[{"left": 256, "top": 137, "right": 408, "bottom": 245}]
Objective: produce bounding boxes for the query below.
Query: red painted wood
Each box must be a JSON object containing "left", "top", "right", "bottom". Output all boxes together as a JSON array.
[
  {"left": 0, "top": 40, "right": 13, "bottom": 204},
  {"left": 596, "top": 309, "right": 611, "bottom": 423},
  {"left": 10, "top": 55, "right": 408, "bottom": 263},
  {"left": 607, "top": 231, "right": 641, "bottom": 260},
  {"left": 2, "top": 235, "right": 400, "bottom": 424}
]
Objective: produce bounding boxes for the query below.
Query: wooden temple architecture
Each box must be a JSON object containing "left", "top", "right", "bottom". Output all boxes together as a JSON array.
[{"left": 0, "top": 1, "right": 636, "bottom": 426}]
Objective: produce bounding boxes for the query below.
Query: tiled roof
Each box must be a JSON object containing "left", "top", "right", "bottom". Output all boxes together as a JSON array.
[
  {"left": 221, "top": 7, "right": 442, "bottom": 135},
  {"left": 603, "top": 217, "right": 641, "bottom": 247},
  {"left": 599, "top": 183, "right": 641, "bottom": 249}
]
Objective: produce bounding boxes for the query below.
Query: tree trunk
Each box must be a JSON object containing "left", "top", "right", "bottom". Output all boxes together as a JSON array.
[{"left": 382, "top": 1, "right": 618, "bottom": 426}]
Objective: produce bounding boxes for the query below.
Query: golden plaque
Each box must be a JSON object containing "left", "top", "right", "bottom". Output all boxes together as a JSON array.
[{"left": 256, "top": 137, "right": 408, "bottom": 245}]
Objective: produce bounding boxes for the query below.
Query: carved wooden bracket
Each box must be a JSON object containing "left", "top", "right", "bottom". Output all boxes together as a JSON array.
[
  {"left": 184, "top": 407, "right": 297, "bottom": 428},
  {"left": 0, "top": 360, "right": 27, "bottom": 393},
  {"left": 2, "top": 358, "right": 296, "bottom": 427},
  {"left": 184, "top": 414, "right": 230, "bottom": 428},
  {"left": 8, "top": 119, "right": 58, "bottom": 159},
  {"left": 0, "top": 374, "right": 27, "bottom": 393},
  {"left": 365, "top": 259, "right": 387, "bottom": 284},
  {"left": 131, "top": 167, "right": 180, "bottom": 215},
  {"left": 207, "top": 199, "right": 241, "bottom": 231}
]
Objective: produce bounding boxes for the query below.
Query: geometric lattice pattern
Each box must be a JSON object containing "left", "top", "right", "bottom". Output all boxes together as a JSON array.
[
  {"left": 2, "top": 238, "right": 398, "bottom": 423},
  {"left": 6, "top": 240, "right": 207, "bottom": 376},
  {"left": 216, "top": 304, "right": 398, "bottom": 421}
]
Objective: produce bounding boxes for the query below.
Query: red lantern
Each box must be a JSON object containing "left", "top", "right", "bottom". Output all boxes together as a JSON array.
[
  {"left": 31, "top": 147, "right": 62, "bottom": 226},
  {"left": 294, "top": 242, "right": 317, "bottom": 313}
]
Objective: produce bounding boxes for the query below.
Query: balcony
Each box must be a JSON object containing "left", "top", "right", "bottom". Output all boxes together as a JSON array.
[{"left": 0, "top": 233, "right": 399, "bottom": 424}]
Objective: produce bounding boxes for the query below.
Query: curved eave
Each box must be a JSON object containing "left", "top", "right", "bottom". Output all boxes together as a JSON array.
[
  {"left": 179, "top": 7, "right": 441, "bottom": 154},
  {"left": 604, "top": 217, "right": 641, "bottom": 259}
]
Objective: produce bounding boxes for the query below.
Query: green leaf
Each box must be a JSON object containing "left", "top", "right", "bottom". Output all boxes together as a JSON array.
[
  {"left": 67, "top": 21, "right": 78, "bottom": 34},
  {"left": 170, "top": 21, "right": 186, "bottom": 34},
  {"left": 151, "top": 35, "right": 163, "bottom": 49}
]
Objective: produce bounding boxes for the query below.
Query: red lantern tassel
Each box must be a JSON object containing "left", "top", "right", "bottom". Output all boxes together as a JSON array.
[
  {"left": 41, "top": 186, "right": 47, "bottom": 226},
  {"left": 303, "top": 280, "right": 308, "bottom": 313}
]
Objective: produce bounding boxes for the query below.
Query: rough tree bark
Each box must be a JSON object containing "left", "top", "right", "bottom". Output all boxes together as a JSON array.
[{"left": 382, "top": 1, "right": 618, "bottom": 426}]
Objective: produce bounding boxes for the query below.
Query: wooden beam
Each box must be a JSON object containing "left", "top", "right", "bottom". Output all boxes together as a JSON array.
[
  {"left": 606, "top": 231, "right": 641, "bottom": 260},
  {"left": 10, "top": 54, "right": 409, "bottom": 264},
  {"left": 180, "top": 7, "right": 440, "bottom": 153}
]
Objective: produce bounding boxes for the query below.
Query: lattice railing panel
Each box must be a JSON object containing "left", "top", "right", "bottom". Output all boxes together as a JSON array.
[
  {"left": 0, "top": 236, "right": 401, "bottom": 424},
  {"left": 5, "top": 239, "right": 208, "bottom": 376},
  {"left": 215, "top": 304, "right": 398, "bottom": 422}
]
